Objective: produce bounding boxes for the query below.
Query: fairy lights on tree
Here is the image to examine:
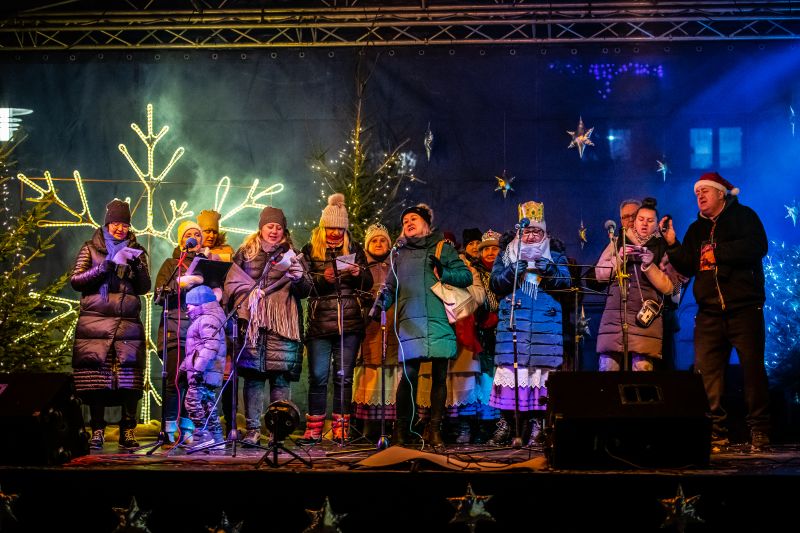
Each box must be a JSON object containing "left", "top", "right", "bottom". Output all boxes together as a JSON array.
[
  {"left": 764, "top": 242, "right": 800, "bottom": 394},
  {"left": 15, "top": 104, "right": 285, "bottom": 420},
  {"left": 307, "top": 62, "right": 419, "bottom": 242}
]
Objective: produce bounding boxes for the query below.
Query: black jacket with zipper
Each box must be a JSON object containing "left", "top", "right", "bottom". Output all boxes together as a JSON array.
[{"left": 666, "top": 196, "right": 767, "bottom": 313}]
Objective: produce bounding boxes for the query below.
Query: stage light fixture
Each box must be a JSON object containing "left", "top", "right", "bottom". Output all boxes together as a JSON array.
[{"left": 264, "top": 400, "right": 301, "bottom": 442}]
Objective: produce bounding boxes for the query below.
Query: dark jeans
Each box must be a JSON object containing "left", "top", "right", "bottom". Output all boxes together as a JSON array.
[
  {"left": 89, "top": 394, "right": 138, "bottom": 431},
  {"left": 159, "top": 345, "right": 187, "bottom": 423},
  {"left": 242, "top": 373, "right": 290, "bottom": 430},
  {"left": 307, "top": 333, "right": 361, "bottom": 415},
  {"left": 694, "top": 305, "right": 770, "bottom": 434},
  {"left": 396, "top": 358, "right": 448, "bottom": 425}
]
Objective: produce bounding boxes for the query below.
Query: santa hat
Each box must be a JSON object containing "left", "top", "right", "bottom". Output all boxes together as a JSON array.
[
  {"left": 364, "top": 223, "right": 390, "bottom": 248},
  {"left": 694, "top": 172, "right": 739, "bottom": 196},
  {"left": 176, "top": 220, "right": 202, "bottom": 244},
  {"left": 478, "top": 229, "right": 501, "bottom": 251},
  {"left": 320, "top": 193, "right": 349, "bottom": 229}
]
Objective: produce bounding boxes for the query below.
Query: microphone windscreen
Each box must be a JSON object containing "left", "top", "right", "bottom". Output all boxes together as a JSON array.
[
  {"left": 518, "top": 218, "right": 531, "bottom": 228},
  {"left": 185, "top": 237, "right": 198, "bottom": 249},
  {"left": 393, "top": 237, "right": 407, "bottom": 249},
  {"left": 604, "top": 220, "right": 617, "bottom": 232}
]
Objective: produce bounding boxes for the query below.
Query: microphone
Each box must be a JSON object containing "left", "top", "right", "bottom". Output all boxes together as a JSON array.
[
  {"left": 183, "top": 237, "right": 198, "bottom": 251},
  {"left": 604, "top": 219, "right": 617, "bottom": 238},
  {"left": 368, "top": 285, "right": 388, "bottom": 319},
  {"left": 515, "top": 218, "right": 531, "bottom": 230},
  {"left": 392, "top": 237, "right": 407, "bottom": 251},
  {"left": 660, "top": 214, "right": 672, "bottom": 234}
]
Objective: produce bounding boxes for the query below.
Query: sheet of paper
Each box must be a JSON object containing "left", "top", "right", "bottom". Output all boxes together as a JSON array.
[
  {"left": 336, "top": 253, "right": 357, "bottom": 272},
  {"left": 122, "top": 246, "right": 143, "bottom": 258}
]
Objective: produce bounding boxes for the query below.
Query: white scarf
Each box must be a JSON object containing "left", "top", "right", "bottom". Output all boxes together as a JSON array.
[{"left": 502, "top": 235, "right": 552, "bottom": 299}]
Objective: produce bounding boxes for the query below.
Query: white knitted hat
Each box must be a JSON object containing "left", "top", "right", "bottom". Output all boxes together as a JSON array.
[{"left": 320, "top": 193, "right": 349, "bottom": 229}]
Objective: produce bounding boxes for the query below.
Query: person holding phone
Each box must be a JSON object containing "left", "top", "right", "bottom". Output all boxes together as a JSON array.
[{"left": 595, "top": 197, "right": 674, "bottom": 372}]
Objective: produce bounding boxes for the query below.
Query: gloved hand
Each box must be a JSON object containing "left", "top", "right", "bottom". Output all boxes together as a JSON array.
[
  {"left": 534, "top": 258, "right": 551, "bottom": 272},
  {"left": 429, "top": 255, "right": 444, "bottom": 276},
  {"left": 112, "top": 248, "right": 133, "bottom": 265},
  {"left": 640, "top": 247, "right": 654, "bottom": 266},
  {"left": 286, "top": 257, "right": 304, "bottom": 281},
  {"left": 511, "top": 260, "right": 528, "bottom": 273}
]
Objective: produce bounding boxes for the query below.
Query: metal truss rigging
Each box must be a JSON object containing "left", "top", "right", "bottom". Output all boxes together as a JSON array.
[{"left": 2, "top": 2, "right": 800, "bottom": 51}]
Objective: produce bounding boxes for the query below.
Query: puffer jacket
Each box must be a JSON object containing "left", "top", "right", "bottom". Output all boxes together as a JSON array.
[
  {"left": 70, "top": 228, "right": 151, "bottom": 387},
  {"left": 228, "top": 245, "right": 309, "bottom": 379},
  {"left": 596, "top": 234, "right": 670, "bottom": 357},
  {"left": 383, "top": 232, "right": 473, "bottom": 361},
  {"left": 181, "top": 300, "right": 227, "bottom": 387},
  {"left": 490, "top": 241, "right": 571, "bottom": 368},
  {"left": 299, "top": 240, "right": 372, "bottom": 338}
]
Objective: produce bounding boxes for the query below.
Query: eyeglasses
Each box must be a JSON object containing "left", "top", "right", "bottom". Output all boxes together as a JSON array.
[
  {"left": 523, "top": 228, "right": 545, "bottom": 236},
  {"left": 621, "top": 214, "right": 636, "bottom": 220}
]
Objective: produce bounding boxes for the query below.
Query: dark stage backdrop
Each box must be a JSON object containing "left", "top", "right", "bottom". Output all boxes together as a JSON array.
[{"left": 2, "top": 42, "right": 799, "bottom": 388}]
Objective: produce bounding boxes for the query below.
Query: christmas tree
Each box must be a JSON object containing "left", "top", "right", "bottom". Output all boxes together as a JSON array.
[
  {"left": 764, "top": 242, "right": 800, "bottom": 391},
  {"left": 308, "top": 61, "right": 419, "bottom": 242},
  {"left": 0, "top": 138, "right": 74, "bottom": 372}
]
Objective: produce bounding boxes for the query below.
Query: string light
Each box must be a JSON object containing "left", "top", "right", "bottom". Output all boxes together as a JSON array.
[{"left": 17, "top": 103, "right": 286, "bottom": 421}]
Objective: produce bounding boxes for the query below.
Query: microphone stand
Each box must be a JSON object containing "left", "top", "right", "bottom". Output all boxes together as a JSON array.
[
  {"left": 141, "top": 250, "right": 188, "bottom": 455},
  {"left": 508, "top": 224, "right": 526, "bottom": 449},
  {"left": 615, "top": 229, "right": 631, "bottom": 371}
]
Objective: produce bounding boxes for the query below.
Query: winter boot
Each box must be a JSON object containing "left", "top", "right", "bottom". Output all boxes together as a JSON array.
[
  {"left": 297, "top": 414, "right": 326, "bottom": 445},
  {"left": 118, "top": 427, "right": 139, "bottom": 450},
  {"left": 487, "top": 418, "right": 511, "bottom": 446},
  {"left": 471, "top": 420, "right": 491, "bottom": 445},
  {"left": 89, "top": 428, "right": 105, "bottom": 450},
  {"left": 242, "top": 429, "right": 262, "bottom": 446},
  {"left": 454, "top": 418, "right": 472, "bottom": 445},
  {"left": 331, "top": 413, "right": 351, "bottom": 442},
  {"left": 527, "top": 418, "right": 542, "bottom": 447},
  {"left": 392, "top": 419, "right": 410, "bottom": 447},
  {"left": 178, "top": 417, "right": 195, "bottom": 446},
  {"left": 163, "top": 419, "right": 178, "bottom": 445}
]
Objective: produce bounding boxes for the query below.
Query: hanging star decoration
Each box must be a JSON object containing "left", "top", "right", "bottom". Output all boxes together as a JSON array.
[
  {"left": 659, "top": 484, "right": 704, "bottom": 533},
  {"left": 656, "top": 159, "right": 670, "bottom": 182},
  {"left": 578, "top": 220, "right": 588, "bottom": 249},
  {"left": 0, "top": 485, "right": 20, "bottom": 529},
  {"left": 791, "top": 105, "right": 796, "bottom": 138},
  {"left": 303, "top": 497, "right": 346, "bottom": 533},
  {"left": 785, "top": 201, "right": 798, "bottom": 227},
  {"left": 447, "top": 483, "right": 495, "bottom": 533},
  {"left": 112, "top": 497, "right": 153, "bottom": 533},
  {"left": 494, "top": 171, "right": 515, "bottom": 198},
  {"left": 207, "top": 512, "right": 243, "bottom": 533},
  {"left": 567, "top": 116, "right": 595, "bottom": 159},
  {"left": 424, "top": 121, "right": 434, "bottom": 161}
]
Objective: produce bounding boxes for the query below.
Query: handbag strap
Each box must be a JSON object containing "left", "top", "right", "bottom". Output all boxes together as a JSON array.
[{"left": 433, "top": 240, "right": 445, "bottom": 280}]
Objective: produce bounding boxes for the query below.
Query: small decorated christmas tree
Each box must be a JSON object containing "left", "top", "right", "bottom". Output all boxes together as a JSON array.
[{"left": 764, "top": 242, "right": 800, "bottom": 392}]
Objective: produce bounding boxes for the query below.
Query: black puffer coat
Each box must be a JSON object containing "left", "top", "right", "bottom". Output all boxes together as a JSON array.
[
  {"left": 299, "top": 240, "right": 372, "bottom": 339},
  {"left": 70, "top": 228, "right": 151, "bottom": 390}
]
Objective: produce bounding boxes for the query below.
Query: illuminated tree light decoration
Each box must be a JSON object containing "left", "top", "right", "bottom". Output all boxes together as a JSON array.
[
  {"left": 764, "top": 242, "right": 800, "bottom": 391},
  {"left": 16, "top": 103, "right": 286, "bottom": 421}
]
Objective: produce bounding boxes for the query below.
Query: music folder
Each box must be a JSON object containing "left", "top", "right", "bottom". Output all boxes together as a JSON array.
[{"left": 185, "top": 257, "right": 232, "bottom": 288}]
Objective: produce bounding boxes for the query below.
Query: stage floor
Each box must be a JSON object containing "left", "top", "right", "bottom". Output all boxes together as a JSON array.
[{"left": 2, "top": 427, "right": 799, "bottom": 532}]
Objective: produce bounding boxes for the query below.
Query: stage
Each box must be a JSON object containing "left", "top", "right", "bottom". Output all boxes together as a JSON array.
[{"left": 1, "top": 426, "right": 799, "bottom": 533}]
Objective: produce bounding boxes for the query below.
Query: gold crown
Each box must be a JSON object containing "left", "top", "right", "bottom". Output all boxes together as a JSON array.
[
  {"left": 518, "top": 201, "right": 545, "bottom": 223},
  {"left": 482, "top": 229, "right": 501, "bottom": 242}
]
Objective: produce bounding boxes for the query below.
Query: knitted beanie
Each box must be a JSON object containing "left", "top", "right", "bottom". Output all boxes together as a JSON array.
[
  {"left": 176, "top": 220, "right": 202, "bottom": 244},
  {"left": 185, "top": 285, "right": 216, "bottom": 305},
  {"left": 364, "top": 223, "right": 391, "bottom": 248},
  {"left": 259, "top": 206, "right": 287, "bottom": 229},
  {"left": 400, "top": 203, "right": 434, "bottom": 227},
  {"left": 462, "top": 227, "right": 483, "bottom": 246},
  {"left": 320, "top": 193, "right": 349, "bottom": 229},
  {"left": 197, "top": 209, "right": 221, "bottom": 232},
  {"left": 104, "top": 199, "right": 131, "bottom": 225}
]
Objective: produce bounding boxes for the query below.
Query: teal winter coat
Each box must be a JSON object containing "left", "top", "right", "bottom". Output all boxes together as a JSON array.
[{"left": 383, "top": 232, "right": 473, "bottom": 361}]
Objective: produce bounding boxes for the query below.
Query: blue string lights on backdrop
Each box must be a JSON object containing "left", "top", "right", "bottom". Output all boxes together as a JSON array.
[{"left": 548, "top": 61, "right": 665, "bottom": 99}]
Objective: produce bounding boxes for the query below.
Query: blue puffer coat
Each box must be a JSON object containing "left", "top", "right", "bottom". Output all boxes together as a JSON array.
[
  {"left": 490, "top": 242, "right": 571, "bottom": 368},
  {"left": 383, "top": 232, "right": 473, "bottom": 361},
  {"left": 181, "top": 300, "right": 227, "bottom": 387}
]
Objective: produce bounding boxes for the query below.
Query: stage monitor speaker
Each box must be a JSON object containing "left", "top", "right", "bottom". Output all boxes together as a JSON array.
[
  {"left": 0, "top": 373, "right": 89, "bottom": 465},
  {"left": 546, "top": 371, "right": 711, "bottom": 469}
]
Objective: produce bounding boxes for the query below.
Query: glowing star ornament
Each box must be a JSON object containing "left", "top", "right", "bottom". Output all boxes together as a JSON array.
[
  {"left": 424, "top": 121, "right": 434, "bottom": 161},
  {"left": 657, "top": 159, "right": 671, "bottom": 182},
  {"left": 494, "top": 171, "right": 515, "bottom": 198},
  {"left": 578, "top": 220, "right": 588, "bottom": 249},
  {"left": 303, "top": 497, "right": 346, "bottom": 533},
  {"left": 567, "top": 116, "right": 595, "bottom": 159},
  {"left": 791, "top": 105, "right": 796, "bottom": 138},
  {"left": 112, "top": 497, "right": 153, "bottom": 533},
  {"left": 207, "top": 512, "right": 243, "bottom": 533},
  {"left": 785, "top": 201, "right": 798, "bottom": 227},
  {"left": 578, "top": 305, "right": 591, "bottom": 337},
  {"left": 659, "top": 485, "right": 704, "bottom": 533},
  {"left": 447, "top": 483, "right": 495, "bottom": 533}
]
